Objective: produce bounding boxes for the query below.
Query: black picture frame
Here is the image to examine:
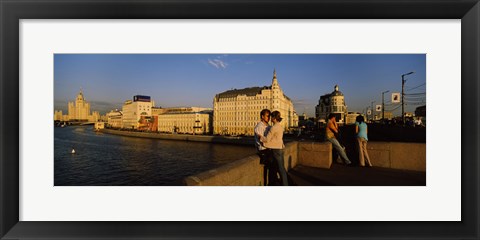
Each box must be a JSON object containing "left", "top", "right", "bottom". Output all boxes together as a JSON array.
[{"left": 1, "top": 0, "right": 478, "bottom": 239}]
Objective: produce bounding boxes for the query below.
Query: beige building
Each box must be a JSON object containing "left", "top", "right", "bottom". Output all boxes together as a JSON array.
[
  {"left": 106, "top": 110, "right": 123, "bottom": 128},
  {"left": 213, "top": 70, "right": 297, "bottom": 136},
  {"left": 157, "top": 107, "right": 213, "bottom": 134},
  {"left": 315, "top": 85, "right": 347, "bottom": 124},
  {"left": 346, "top": 112, "right": 363, "bottom": 125},
  {"left": 90, "top": 111, "right": 100, "bottom": 122},
  {"left": 54, "top": 110, "right": 64, "bottom": 121},
  {"left": 54, "top": 90, "right": 99, "bottom": 122},
  {"left": 122, "top": 95, "right": 153, "bottom": 129},
  {"left": 94, "top": 122, "right": 105, "bottom": 130},
  {"left": 152, "top": 107, "right": 168, "bottom": 116},
  {"left": 100, "top": 114, "right": 108, "bottom": 122}
]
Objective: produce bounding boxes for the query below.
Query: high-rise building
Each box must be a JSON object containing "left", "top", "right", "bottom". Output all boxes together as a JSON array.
[
  {"left": 121, "top": 95, "right": 153, "bottom": 129},
  {"left": 213, "top": 70, "right": 297, "bottom": 136},
  {"left": 54, "top": 90, "right": 99, "bottom": 122},
  {"left": 67, "top": 90, "right": 91, "bottom": 121},
  {"left": 315, "top": 85, "right": 347, "bottom": 124}
]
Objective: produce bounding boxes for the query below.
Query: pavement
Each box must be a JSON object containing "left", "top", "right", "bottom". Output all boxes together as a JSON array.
[{"left": 288, "top": 163, "right": 426, "bottom": 186}]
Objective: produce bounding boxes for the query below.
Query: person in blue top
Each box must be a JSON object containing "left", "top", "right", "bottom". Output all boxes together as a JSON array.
[{"left": 355, "top": 115, "right": 372, "bottom": 167}]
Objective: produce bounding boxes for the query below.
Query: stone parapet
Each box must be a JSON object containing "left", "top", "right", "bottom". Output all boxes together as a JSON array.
[
  {"left": 183, "top": 141, "right": 426, "bottom": 185},
  {"left": 283, "top": 142, "right": 299, "bottom": 171},
  {"left": 367, "top": 142, "right": 426, "bottom": 172},
  {"left": 184, "top": 142, "right": 298, "bottom": 186},
  {"left": 184, "top": 155, "right": 263, "bottom": 186},
  {"left": 298, "top": 142, "right": 332, "bottom": 169}
]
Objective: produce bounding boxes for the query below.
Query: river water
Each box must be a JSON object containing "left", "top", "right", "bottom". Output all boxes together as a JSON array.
[{"left": 54, "top": 126, "right": 256, "bottom": 186}]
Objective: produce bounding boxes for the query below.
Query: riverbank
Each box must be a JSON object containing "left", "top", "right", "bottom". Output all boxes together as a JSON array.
[{"left": 100, "top": 128, "right": 255, "bottom": 145}]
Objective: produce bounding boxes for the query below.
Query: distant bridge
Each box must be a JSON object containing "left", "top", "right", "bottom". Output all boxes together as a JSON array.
[{"left": 55, "top": 120, "right": 96, "bottom": 126}]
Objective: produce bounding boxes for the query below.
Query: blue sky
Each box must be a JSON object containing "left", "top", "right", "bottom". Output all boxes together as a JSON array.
[{"left": 54, "top": 54, "right": 426, "bottom": 117}]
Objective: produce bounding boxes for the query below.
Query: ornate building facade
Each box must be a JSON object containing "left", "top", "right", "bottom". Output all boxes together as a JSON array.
[
  {"left": 54, "top": 90, "right": 99, "bottom": 122},
  {"left": 315, "top": 85, "right": 347, "bottom": 124},
  {"left": 156, "top": 107, "right": 213, "bottom": 134},
  {"left": 106, "top": 110, "right": 123, "bottom": 128},
  {"left": 213, "top": 70, "right": 297, "bottom": 136}
]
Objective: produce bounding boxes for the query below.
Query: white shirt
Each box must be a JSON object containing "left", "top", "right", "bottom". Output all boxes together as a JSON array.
[
  {"left": 254, "top": 121, "right": 270, "bottom": 151},
  {"left": 260, "top": 122, "right": 284, "bottom": 149}
]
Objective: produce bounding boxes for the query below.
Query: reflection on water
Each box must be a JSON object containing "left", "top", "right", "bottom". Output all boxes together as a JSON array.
[{"left": 54, "top": 126, "right": 256, "bottom": 186}]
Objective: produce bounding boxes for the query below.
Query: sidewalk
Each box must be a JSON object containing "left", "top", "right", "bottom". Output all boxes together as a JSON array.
[{"left": 288, "top": 163, "right": 426, "bottom": 186}]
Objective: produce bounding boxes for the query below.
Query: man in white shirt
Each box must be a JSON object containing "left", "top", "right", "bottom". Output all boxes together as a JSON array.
[
  {"left": 258, "top": 111, "right": 289, "bottom": 186},
  {"left": 254, "top": 109, "right": 275, "bottom": 185}
]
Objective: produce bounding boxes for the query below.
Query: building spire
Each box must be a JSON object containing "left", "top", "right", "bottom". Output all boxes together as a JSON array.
[
  {"left": 77, "top": 88, "right": 84, "bottom": 101},
  {"left": 272, "top": 68, "right": 279, "bottom": 87}
]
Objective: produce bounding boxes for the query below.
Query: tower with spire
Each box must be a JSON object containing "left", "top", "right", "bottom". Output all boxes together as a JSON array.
[
  {"left": 270, "top": 68, "right": 284, "bottom": 110},
  {"left": 272, "top": 69, "right": 279, "bottom": 88},
  {"left": 212, "top": 68, "right": 297, "bottom": 136},
  {"left": 68, "top": 89, "right": 92, "bottom": 121}
]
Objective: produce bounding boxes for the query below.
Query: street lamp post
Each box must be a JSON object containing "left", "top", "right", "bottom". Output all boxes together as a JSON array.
[
  {"left": 401, "top": 72, "right": 415, "bottom": 125},
  {"left": 370, "top": 101, "right": 376, "bottom": 122},
  {"left": 382, "top": 90, "right": 390, "bottom": 122}
]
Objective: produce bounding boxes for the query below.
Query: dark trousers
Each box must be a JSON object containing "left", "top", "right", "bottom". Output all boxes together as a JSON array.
[
  {"left": 258, "top": 149, "right": 277, "bottom": 186},
  {"left": 272, "top": 149, "right": 289, "bottom": 186}
]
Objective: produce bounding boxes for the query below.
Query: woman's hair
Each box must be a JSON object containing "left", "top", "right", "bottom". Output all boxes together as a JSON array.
[
  {"left": 328, "top": 113, "right": 336, "bottom": 120},
  {"left": 271, "top": 111, "right": 282, "bottom": 122},
  {"left": 356, "top": 115, "right": 365, "bottom": 123}
]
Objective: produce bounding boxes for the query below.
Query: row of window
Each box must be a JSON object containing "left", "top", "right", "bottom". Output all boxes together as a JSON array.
[
  {"left": 218, "top": 95, "right": 272, "bottom": 102},
  {"left": 216, "top": 100, "right": 271, "bottom": 106},
  {"left": 216, "top": 117, "right": 258, "bottom": 122},
  {"left": 318, "top": 106, "right": 345, "bottom": 113},
  {"left": 216, "top": 122, "right": 258, "bottom": 127},
  {"left": 216, "top": 104, "right": 292, "bottom": 111},
  {"left": 216, "top": 99, "right": 287, "bottom": 106},
  {"left": 158, "top": 123, "right": 206, "bottom": 127}
]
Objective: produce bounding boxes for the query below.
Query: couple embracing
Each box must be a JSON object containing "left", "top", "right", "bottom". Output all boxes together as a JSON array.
[{"left": 254, "top": 109, "right": 289, "bottom": 186}]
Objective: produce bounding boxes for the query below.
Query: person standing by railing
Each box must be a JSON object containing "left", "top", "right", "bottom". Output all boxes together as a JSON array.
[
  {"left": 326, "top": 113, "right": 352, "bottom": 165},
  {"left": 355, "top": 115, "right": 372, "bottom": 167},
  {"left": 258, "top": 111, "right": 289, "bottom": 186},
  {"left": 254, "top": 109, "right": 276, "bottom": 185}
]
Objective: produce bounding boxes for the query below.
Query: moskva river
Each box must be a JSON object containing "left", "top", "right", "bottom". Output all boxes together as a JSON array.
[{"left": 54, "top": 126, "right": 256, "bottom": 186}]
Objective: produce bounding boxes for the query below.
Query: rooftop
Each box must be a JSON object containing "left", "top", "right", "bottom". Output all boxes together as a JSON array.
[{"left": 216, "top": 86, "right": 270, "bottom": 98}]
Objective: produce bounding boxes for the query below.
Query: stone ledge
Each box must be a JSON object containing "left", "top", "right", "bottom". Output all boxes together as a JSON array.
[
  {"left": 298, "top": 142, "right": 332, "bottom": 169},
  {"left": 184, "top": 155, "right": 262, "bottom": 186}
]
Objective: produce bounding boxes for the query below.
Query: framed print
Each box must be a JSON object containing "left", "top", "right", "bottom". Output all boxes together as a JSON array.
[{"left": 1, "top": 0, "right": 479, "bottom": 239}]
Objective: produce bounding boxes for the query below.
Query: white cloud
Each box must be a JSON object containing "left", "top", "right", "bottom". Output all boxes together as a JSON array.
[{"left": 208, "top": 58, "right": 228, "bottom": 69}]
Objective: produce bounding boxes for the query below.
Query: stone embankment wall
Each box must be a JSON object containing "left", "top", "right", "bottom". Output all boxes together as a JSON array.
[
  {"left": 184, "top": 142, "right": 331, "bottom": 186},
  {"left": 100, "top": 128, "right": 254, "bottom": 145},
  {"left": 297, "top": 142, "right": 333, "bottom": 169},
  {"left": 367, "top": 142, "right": 426, "bottom": 172},
  {"left": 184, "top": 142, "right": 302, "bottom": 186},
  {"left": 184, "top": 141, "right": 426, "bottom": 186},
  {"left": 183, "top": 154, "right": 264, "bottom": 186}
]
